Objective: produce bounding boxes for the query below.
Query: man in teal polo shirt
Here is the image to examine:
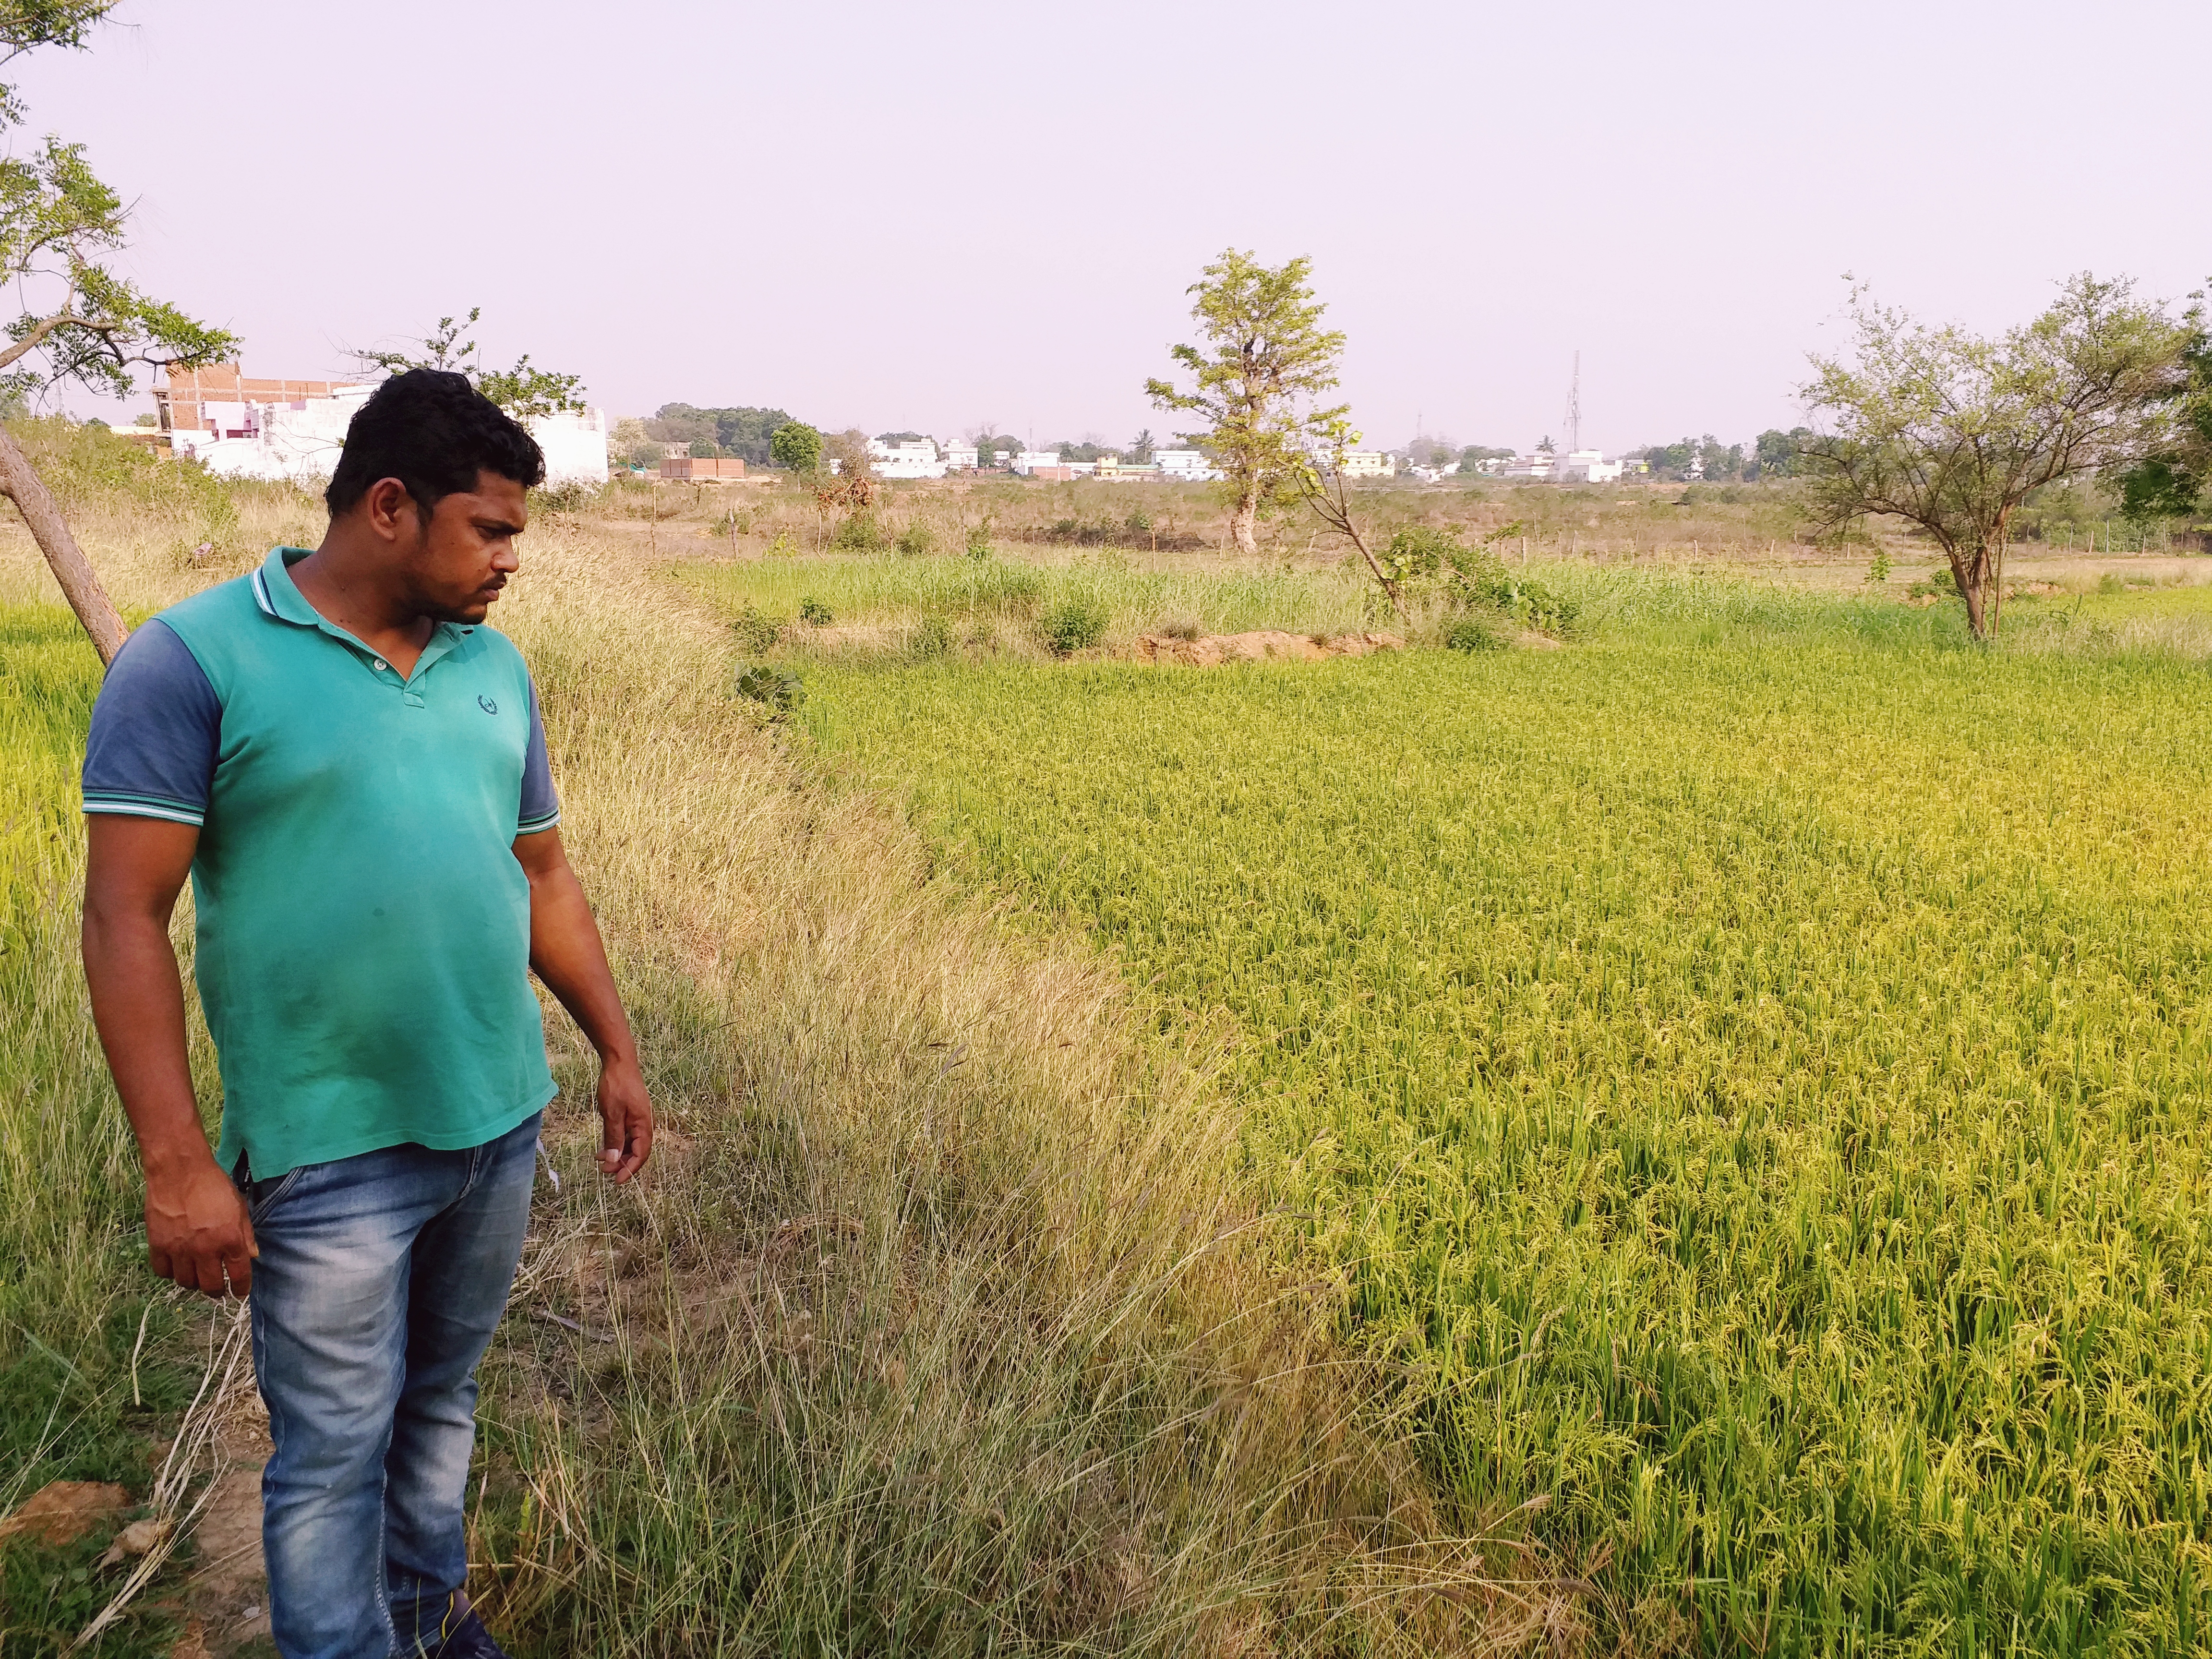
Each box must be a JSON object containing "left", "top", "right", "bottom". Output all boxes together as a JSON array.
[{"left": 80, "top": 370, "right": 652, "bottom": 1659}]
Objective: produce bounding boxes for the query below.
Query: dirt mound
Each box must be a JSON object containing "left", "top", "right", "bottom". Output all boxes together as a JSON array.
[{"left": 1131, "top": 629, "right": 1402, "bottom": 667}]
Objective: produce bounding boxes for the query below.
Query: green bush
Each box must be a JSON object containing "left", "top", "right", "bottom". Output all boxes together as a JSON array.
[
  {"left": 733, "top": 605, "right": 784, "bottom": 652},
  {"left": 834, "top": 513, "right": 887, "bottom": 553},
  {"left": 1040, "top": 598, "right": 1108, "bottom": 655},
  {"left": 798, "top": 596, "right": 834, "bottom": 626},
  {"left": 911, "top": 613, "right": 955, "bottom": 659},
  {"left": 733, "top": 662, "right": 805, "bottom": 713},
  {"left": 965, "top": 524, "right": 993, "bottom": 560},
  {"left": 895, "top": 522, "right": 936, "bottom": 558},
  {"left": 1443, "top": 614, "right": 1508, "bottom": 652}
]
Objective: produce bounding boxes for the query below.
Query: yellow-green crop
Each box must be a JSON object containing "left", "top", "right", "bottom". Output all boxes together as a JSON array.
[{"left": 808, "top": 625, "right": 2212, "bottom": 1655}]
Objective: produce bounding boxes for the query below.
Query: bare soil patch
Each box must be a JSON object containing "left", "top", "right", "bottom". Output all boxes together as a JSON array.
[{"left": 1130, "top": 629, "right": 1403, "bottom": 666}]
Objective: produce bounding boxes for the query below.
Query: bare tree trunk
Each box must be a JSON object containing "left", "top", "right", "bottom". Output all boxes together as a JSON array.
[
  {"left": 1953, "top": 549, "right": 1988, "bottom": 639},
  {"left": 0, "top": 423, "right": 128, "bottom": 665},
  {"left": 1228, "top": 479, "right": 1259, "bottom": 555}
]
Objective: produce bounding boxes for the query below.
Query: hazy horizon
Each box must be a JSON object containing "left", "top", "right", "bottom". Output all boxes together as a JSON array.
[{"left": 23, "top": 0, "right": 2209, "bottom": 455}]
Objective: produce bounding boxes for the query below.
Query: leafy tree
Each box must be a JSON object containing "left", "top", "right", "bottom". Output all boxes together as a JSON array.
[
  {"left": 1146, "top": 249, "right": 1347, "bottom": 555},
  {"left": 2117, "top": 282, "right": 2211, "bottom": 523},
  {"left": 356, "top": 306, "right": 585, "bottom": 420},
  {"left": 769, "top": 420, "right": 822, "bottom": 473},
  {"left": 876, "top": 429, "right": 926, "bottom": 446},
  {"left": 1800, "top": 275, "right": 2185, "bottom": 637},
  {"left": 1697, "top": 435, "right": 1744, "bottom": 482},
  {"left": 1751, "top": 427, "right": 1813, "bottom": 480},
  {"left": 0, "top": 1, "right": 237, "bottom": 662},
  {"left": 686, "top": 438, "right": 718, "bottom": 458}
]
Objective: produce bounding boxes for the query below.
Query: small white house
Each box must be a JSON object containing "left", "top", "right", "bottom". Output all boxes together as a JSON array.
[
  {"left": 1335, "top": 451, "right": 1395, "bottom": 479},
  {"left": 1553, "top": 449, "right": 1624, "bottom": 483},
  {"left": 867, "top": 438, "right": 949, "bottom": 481},
  {"left": 942, "top": 443, "right": 980, "bottom": 470},
  {"left": 1154, "top": 448, "right": 1222, "bottom": 482},
  {"left": 1010, "top": 450, "right": 1063, "bottom": 476},
  {"left": 170, "top": 384, "right": 609, "bottom": 487}
]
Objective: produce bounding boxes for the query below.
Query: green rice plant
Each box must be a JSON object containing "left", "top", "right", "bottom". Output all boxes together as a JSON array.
[{"left": 811, "top": 607, "right": 2212, "bottom": 1654}]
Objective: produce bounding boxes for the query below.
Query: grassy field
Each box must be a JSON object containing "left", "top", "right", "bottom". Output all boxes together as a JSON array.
[
  {"left": 0, "top": 424, "right": 1507, "bottom": 1658},
  {"left": 783, "top": 575, "right": 2212, "bottom": 1654}
]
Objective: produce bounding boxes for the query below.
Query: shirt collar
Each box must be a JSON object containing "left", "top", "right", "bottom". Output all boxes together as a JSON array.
[
  {"left": 248, "top": 545, "right": 472, "bottom": 669},
  {"left": 250, "top": 547, "right": 326, "bottom": 628}
]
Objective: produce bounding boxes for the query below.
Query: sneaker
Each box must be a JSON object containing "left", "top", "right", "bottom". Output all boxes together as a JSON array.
[{"left": 425, "top": 1604, "right": 512, "bottom": 1659}]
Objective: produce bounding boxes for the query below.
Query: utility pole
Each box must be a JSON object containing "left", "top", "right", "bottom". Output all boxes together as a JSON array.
[{"left": 1564, "top": 351, "right": 1582, "bottom": 455}]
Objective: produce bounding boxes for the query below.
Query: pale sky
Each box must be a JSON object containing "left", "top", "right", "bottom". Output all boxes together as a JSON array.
[{"left": 25, "top": 0, "right": 2210, "bottom": 455}]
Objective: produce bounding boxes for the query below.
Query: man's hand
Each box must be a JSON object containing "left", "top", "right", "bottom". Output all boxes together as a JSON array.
[
  {"left": 84, "top": 816, "right": 252, "bottom": 1296},
  {"left": 515, "top": 826, "right": 653, "bottom": 1184},
  {"left": 146, "top": 1153, "right": 257, "bottom": 1297},
  {"left": 596, "top": 1054, "right": 653, "bottom": 1183}
]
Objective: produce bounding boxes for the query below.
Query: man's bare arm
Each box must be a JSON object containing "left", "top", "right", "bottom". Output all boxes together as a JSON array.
[
  {"left": 513, "top": 827, "right": 652, "bottom": 1182},
  {"left": 83, "top": 815, "right": 255, "bottom": 1298}
]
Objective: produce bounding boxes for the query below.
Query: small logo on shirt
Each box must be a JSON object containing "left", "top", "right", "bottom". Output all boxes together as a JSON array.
[{"left": 478, "top": 695, "right": 498, "bottom": 715}]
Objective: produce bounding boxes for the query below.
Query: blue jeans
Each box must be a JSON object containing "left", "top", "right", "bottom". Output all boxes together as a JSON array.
[{"left": 240, "top": 1112, "right": 540, "bottom": 1658}]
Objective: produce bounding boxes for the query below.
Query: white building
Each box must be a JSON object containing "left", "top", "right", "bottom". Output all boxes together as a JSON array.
[
  {"left": 942, "top": 443, "right": 979, "bottom": 470},
  {"left": 1154, "top": 448, "right": 1222, "bottom": 481},
  {"left": 163, "top": 368, "right": 609, "bottom": 487},
  {"left": 1550, "top": 449, "right": 1624, "bottom": 483},
  {"left": 868, "top": 438, "right": 949, "bottom": 480},
  {"left": 1010, "top": 450, "right": 1064, "bottom": 476},
  {"left": 1335, "top": 450, "right": 1396, "bottom": 479}
]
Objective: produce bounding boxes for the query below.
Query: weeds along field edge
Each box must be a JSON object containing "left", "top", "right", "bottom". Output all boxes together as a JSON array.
[
  {"left": 801, "top": 634, "right": 2212, "bottom": 1655},
  {"left": 0, "top": 427, "right": 1541, "bottom": 1657}
]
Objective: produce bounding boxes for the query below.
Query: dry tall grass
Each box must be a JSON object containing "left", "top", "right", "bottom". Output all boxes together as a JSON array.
[{"left": 0, "top": 425, "right": 1576, "bottom": 1656}]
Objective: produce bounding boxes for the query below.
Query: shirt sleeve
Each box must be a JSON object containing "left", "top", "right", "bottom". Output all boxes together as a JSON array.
[
  {"left": 82, "top": 619, "right": 220, "bottom": 827},
  {"left": 517, "top": 677, "right": 560, "bottom": 835}
]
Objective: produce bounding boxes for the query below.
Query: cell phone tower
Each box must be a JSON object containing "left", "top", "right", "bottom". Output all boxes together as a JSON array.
[{"left": 1564, "top": 350, "right": 1582, "bottom": 455}]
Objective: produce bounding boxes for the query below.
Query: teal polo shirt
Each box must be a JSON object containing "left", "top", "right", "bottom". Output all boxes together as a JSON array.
[{"left": 82, "top": 546, "right": 561, "bottom": 1179}]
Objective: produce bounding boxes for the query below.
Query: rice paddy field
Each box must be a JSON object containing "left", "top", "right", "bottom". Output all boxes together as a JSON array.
[{"left": 768, "top": 571, "right": 2212, "bottom": 1655}]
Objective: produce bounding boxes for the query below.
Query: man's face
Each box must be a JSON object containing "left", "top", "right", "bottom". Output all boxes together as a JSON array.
[{"left": 398, "top": 470, "right": 529, "bottom": 624}]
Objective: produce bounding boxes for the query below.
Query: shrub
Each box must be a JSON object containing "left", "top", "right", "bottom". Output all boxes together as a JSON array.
[
  {"left": 1443, "top": 614, "right": 1509, "bottom": 652},
  {"left": 1382, "top": 526, "right": 1464, "bottom": 581},
  {"left": 895, "top": 522, "right": 937, "bottom": 558},
  {"left": 733, "top": 662, "right": 805, "bottom": 713},
  {"left": 1159, "top": 616, "right": 1202, "bottom": 642},
  {"left": 1865, "top": 549, "right": 1892, "bottom": 585},
  {"left": 965, "top": 524, "right": 993, "bottom": 560},
  {"left": 1909, "top": 567, "right": 1960, "bottom": 599},
  {"left": 911, "top": 613, "right": 955, "bottom": 659},
  {"left": 531, "top": 481, "right": 593, "bottom": 515},
  {"left": 834, "top": 513, "right": 887, "bottom": 553},
  {"left": 798, "top": 596, "right": 834, "bottom": 626},
  {"left": 765, "top": 532, "right": 798, "bottom": 559},
  {"left": 733, "top": 605, "right": 784, "bottom": 652},
  {"left": 2098, "top": 572, "right": 2125, "bottom": 595},
  {"left": 1040, "top": 598, "right": 1108, "bottom": 654}
]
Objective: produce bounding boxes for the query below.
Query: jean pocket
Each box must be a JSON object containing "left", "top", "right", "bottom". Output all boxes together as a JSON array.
[{"left": 247, "top": 1165, "right": 307, "bottom": 1223}]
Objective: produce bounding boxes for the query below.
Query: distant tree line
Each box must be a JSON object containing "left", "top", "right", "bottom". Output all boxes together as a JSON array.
[
  {"left": 644, "top": 403, "right": 798, "bottom": 467},
  {"left": 1630, "top": 429, "right": 1812, "bottom": 482}
]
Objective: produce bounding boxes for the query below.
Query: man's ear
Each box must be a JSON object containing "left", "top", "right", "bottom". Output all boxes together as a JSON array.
[{"left": 364, "top": 478, "right": 427, "bottom": 545}]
